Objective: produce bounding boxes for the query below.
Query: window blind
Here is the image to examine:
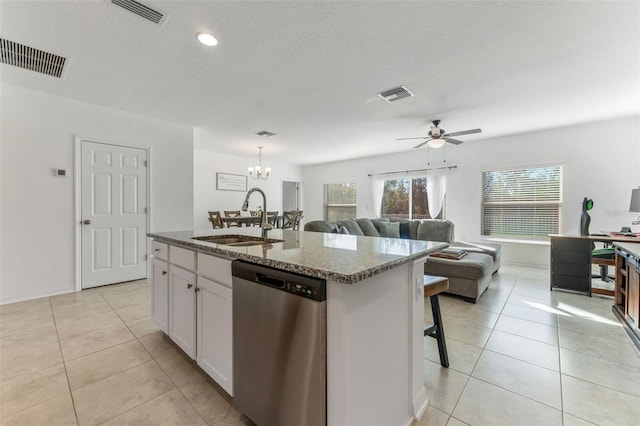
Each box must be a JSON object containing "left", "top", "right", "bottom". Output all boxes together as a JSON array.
[{"left": 481, "top": 166, "right": 563, "bottom": 239}]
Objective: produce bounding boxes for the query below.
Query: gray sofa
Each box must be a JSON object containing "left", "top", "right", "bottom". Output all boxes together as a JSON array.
[{"left": 304, "top": 217, "right": 501, "bottom": 302}]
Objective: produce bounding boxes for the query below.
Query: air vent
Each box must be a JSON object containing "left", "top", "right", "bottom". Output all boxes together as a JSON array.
[
  {"left": 111, "top": 0, "right": 165, "bottom": 24},
  {"left": 256, "top": 131, "right": 277, "bottom": 137},
  {"left": 377, "top": 85, "right": 414, "bottom": 103},
  {"left": 0, "top": 38, "right": 67, "bottom": 78}
]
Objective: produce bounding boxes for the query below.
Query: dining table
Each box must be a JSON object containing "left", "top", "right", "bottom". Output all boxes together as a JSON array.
[{"left": 222, "top": 214, "right": 277, "bottom": 227}]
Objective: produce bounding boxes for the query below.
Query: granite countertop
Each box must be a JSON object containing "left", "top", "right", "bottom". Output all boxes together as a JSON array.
[
  {"left": 614, "top": 241, "right": 640, "bottom": 258},
  {"left": 148, "top": 228, "right": 447, "bottom": 284}
]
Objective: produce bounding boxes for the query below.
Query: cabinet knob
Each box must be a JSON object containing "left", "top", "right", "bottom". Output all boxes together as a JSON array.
[
  {"left": 162, "top": 270, "right": 167, "bottom": 276},
  {"left": 154, "top": 248, "right": 161, "bottom": 252},
  {"left": 195, "top": 287, "right": 200, "bottom": 293},
  {"left": 187, "top": 283, "right": 193, "bottom": 289},
  {"left": 82, "top": 219, "right": 91, "bottom": 225}
]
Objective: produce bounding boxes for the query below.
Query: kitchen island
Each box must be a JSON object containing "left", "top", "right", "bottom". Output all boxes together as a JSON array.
[{"left": 148, "top": 227, "right": 446, "bottom": 426}]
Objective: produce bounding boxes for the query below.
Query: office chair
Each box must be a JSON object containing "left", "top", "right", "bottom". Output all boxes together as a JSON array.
[{"left": 581, "top": 197, "right": 615, "bottom": 282}]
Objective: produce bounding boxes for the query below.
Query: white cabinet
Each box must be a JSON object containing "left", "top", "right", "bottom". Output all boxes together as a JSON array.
[
  {"left": 150, "top": 241, "right": 233, "bottom": 394},
  {"left": 197, "top": 276, "right": 233, "bottom": 395},
  {"left": 169, "top": 264, "right": 196, "bottom": 358},
  {"left": 151, "top": 257, "right": 169, "bottom": 332}
]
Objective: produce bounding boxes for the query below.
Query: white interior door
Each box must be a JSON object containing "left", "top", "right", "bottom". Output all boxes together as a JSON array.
[
  {"left": 282, "top": 181, "right": 299, "bottom": 212},
  {"left": 81, "top": 141, "right": 147, "bottom": 289}
]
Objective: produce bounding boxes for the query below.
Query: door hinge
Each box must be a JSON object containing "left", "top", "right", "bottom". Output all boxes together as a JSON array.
[
  {"left": 144, "top": 160, "right": 148, "bottom": 167},
  {"left": 144, "top": 254, "right": 148, "bottom": 261},
  {"left": 144, "top": 207, "right": 147, "bottom": 213}
]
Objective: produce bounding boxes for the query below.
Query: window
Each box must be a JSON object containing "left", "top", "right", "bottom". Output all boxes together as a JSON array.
[
  {"left": 381, "top": 177, "right": 444, "bottom": 219},
  {"left": 481, "top": 165, "right": 563, "bottom": 240},
  {"left": 324, "top": 183, "right": 356, "bottom": 221}
]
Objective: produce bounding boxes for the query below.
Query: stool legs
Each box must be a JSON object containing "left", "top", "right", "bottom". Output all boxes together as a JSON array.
[{"left": 424, "top": 294, "right": 449, "bottom": 368}]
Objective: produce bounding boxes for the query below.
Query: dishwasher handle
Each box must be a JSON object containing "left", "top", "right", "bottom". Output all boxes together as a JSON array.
[{"left": 256, "top": 273, "right": 286, "bottom": 289}]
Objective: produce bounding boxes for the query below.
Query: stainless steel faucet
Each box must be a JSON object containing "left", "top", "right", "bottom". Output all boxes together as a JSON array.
[{"left": 241, "top": 187, "right": 273, "bottom": 237}]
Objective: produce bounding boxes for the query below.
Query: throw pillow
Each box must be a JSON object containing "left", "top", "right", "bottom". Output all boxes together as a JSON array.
[
  {"left": 399, "top": 222, "right": 411, "bottom": 239},
  {"left": 378, "top": 222, "right": 400, "bottom": 238}
]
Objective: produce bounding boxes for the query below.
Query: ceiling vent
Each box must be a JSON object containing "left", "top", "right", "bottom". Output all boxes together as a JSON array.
[
  {"left": 111, "top": 0, "right": 166, "bottom": 25},
  {"left": 0, "top": 38, "right": 67, "bottom": 78},
  {"left": 256, "top": 131, "right": 277, "bottom": 137},
  {"left": 378, "top": 85, "right": 414, "bottom": 103}
]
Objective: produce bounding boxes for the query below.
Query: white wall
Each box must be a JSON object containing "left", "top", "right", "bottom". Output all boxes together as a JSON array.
[
  {"left": 0, "top": 84, "right": 194, "bottom": 303},
  {"left": 303, "top": 116, "right": 640, "bottom": 268},
  {"left": 192, "top": 143, "right": 303, "bottom": 230}
]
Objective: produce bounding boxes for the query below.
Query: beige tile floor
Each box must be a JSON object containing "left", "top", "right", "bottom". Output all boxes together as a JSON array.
[
  {"left": 0, "top": 279, "right": 251, "bottom": 426},
  {"left": 418, "top": 265, "right": 640, "bottom": 426},
  {"left": 1, "top": 265, "right": 639, "bottom": 425}
]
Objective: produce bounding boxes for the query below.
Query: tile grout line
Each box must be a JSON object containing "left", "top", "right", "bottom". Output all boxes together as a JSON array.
[
  {"left": 48, "top": 296, "right": 81, "bottom": 426},
  {"left": 443, "top": 273, "right": 518, "bottom": 419}
]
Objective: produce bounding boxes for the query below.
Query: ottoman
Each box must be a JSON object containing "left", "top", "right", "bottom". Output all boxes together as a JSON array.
[
  {"left": 449, "top": 241, "right": 502, "bottom": 273},
  {"left": 424, "top": 252, "right": 494, "bottom": 303}
]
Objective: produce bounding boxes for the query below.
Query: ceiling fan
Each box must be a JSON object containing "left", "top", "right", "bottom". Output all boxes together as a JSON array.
[{"left": 397, "top": 120, "right": 482, "bottom": 149}]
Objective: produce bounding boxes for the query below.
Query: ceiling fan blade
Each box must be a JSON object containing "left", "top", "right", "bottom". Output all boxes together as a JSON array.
[
  {"left": 444, "top": 128, "right": 482, "bottom": 137},
  {"left": 413, "top": 139, "right": 433, "bottom": 149},
  {"left": 444, "top": 137, "right": 464, "bottom": 145},
  {"left": 396, "top": 137, "right": 428, "bottom": 141}
]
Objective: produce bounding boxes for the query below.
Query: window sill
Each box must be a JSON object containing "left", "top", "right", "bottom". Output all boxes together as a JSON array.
[{"left": 481, "top": 237, "right": 550, "bottom": 246}]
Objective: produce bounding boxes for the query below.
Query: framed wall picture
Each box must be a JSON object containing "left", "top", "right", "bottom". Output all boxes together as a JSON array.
[{"left": 216, "top": 172, "right": 247, "bottom": 192}]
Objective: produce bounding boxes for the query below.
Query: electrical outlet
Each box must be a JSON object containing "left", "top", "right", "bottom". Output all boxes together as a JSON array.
[{"left": 53, "top": 168, "right": 67, "bottom": 177}]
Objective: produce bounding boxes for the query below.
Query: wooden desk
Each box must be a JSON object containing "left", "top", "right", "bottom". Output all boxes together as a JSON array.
[
  {"left": 549, "top": 234, "right": 640, "bottom": 296},
  {"left": 613, "top": 242, "right": 640, "bottom": 349}
]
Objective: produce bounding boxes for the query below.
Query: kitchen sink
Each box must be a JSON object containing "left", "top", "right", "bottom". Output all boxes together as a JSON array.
[{"left": 192, "top": 235, "right": 284, "bottom": 247}]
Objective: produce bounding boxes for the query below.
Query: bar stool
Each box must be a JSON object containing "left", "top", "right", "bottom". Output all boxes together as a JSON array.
[{"left": 424, "top": 275, "right": 450, "bottom": 368}]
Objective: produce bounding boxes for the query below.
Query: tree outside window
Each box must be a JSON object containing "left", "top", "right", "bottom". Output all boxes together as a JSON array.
[{"left": 381, "top": 177, "right": 441, "bottom": 219}]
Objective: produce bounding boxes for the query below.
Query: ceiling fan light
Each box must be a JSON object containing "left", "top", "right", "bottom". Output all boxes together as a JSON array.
[
  {"left": 196, "top": 32, "right": 218, "bottom": 46},
  {"left": 427, "top": 138, "right": 445, "bottom": 149}
]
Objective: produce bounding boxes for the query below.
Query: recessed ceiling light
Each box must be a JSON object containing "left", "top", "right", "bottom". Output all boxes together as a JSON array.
[{"left": 196, "top": 32, "right": 218, "bottom": 46}]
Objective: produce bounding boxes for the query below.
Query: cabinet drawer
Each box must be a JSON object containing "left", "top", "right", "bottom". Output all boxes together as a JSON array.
[
  {"left": 552, "top": 250, "right": 589, "bottom": 264},
  {"left": 198, "top": 253, "right": 232, "bottom": 287},
  {"left": 151, "top": 240, "right": 168, "bottom": 261},
  {"left": 170, "top": 245, "right": 195, "bottom": 271}
]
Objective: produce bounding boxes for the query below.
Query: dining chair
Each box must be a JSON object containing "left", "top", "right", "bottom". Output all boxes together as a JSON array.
[
  {"left": 267, "top": 211, "right": 279, "bottom": 227},
  {"left": 208, "top": 211, "right": 224, "bottom": 229},
  {"left": 282, "top": 210, "right": 303, "bottom": 230},
  {"left": 224, "top": 210, "right": 242, "bottom": 228}
]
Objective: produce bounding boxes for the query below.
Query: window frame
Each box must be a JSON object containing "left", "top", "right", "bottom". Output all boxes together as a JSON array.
[{"left": 480, "top": 164, "right": 563, "bottom": 242}]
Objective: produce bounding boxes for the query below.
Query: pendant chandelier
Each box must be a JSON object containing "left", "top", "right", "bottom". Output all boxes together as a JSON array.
[{"left": 248, "top": 146, "right": 271, "bottom": 180}]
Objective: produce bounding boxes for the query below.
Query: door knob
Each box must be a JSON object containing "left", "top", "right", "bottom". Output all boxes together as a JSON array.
[{"left": 83, "top": 220, "right": 91, "bottom": 225}]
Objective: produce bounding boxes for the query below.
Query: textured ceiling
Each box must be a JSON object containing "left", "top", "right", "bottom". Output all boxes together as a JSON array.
[{"left": 1, "top": 1, "right": 639, "bottom": 165}]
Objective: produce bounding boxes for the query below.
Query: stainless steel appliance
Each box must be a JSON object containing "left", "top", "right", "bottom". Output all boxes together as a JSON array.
[{"left": 232, "top": 260, "right": 326, "bottom": 426}]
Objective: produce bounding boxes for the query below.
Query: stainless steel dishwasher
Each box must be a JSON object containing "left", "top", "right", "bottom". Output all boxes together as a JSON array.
[{"left": 232, "top": 260, "right": 326, "bottom": 426}]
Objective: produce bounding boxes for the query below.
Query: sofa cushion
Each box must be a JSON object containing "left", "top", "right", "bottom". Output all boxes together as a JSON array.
[
  {"left": 416, "top": 220, "right": 454, "bottom": 243},
  {"left": 425, "top": 252, "right": 493, "bottom": 280},
  {"left": 304, "top": 220, "right": 338, "bottom": 233},
  {"left": 355, "top": 218, "right": 380, "bottom": 237},
  {"left": 370, "top": 218, "right": 390, "bottom": 233},
  {"left": 378, "top": 222, "right": 400, "bottom": 238},
  {"left": 336, "top": 219, "right": 364, "bottom": 236}
]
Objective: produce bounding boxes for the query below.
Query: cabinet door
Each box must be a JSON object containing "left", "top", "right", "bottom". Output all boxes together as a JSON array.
[
  {"left": 151, "top": 258, "right": 169, "bottom": 333},
  {"left": 197, "top": 276, "right": 233, "bottom": 395},
  {"left": 169, "top": 265, "right": 196, "bottom": 358}
]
